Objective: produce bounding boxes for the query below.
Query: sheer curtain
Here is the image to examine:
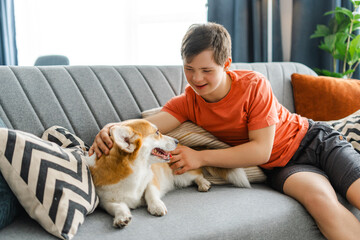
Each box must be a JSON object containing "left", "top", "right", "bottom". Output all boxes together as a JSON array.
[{"left": 0, "top": 0, "right": 17, "bottom": 65}]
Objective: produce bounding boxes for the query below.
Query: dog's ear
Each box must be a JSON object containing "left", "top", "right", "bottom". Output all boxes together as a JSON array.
[{"left": 110, "top": 126, "right": 140, "bottom": 153}]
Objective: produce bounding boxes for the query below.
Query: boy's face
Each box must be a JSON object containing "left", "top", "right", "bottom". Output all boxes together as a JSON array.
[{"left": 183, "top": 49, "right": 231, "bottom": 103}]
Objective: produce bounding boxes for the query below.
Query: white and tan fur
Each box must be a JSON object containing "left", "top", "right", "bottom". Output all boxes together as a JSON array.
[{"left": 86, "top": 119, "right": 250, "bottom": 228}]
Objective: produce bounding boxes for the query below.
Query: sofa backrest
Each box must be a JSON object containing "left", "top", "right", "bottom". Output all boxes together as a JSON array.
[{"left": 0, "top": 62, "right": 316, "bottom": 145}]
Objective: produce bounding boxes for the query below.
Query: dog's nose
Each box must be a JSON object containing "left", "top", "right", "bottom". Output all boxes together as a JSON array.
[{"left": 174, "top": 139, "right": 179, "bottom": 145}]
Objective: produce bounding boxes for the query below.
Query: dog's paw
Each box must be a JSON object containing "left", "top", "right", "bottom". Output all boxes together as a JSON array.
[
  {"left": 113, "top": 214, "right": 132, "bottom": 228},
  {"left": 147, "top": 200, "right": 168, "bottom": 216},
  {"left": 196, "top": 178, "right": 211, "bottom": 192}
]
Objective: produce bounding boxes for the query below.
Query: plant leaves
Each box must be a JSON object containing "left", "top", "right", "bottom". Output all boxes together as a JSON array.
[
  {"left": 310, "top": 25, "right": 330, "bottom": 38},
  {"left": 311, "top": 3, "right": 360, "bottom": 77},
  {"left": 352, "top": 22, "right": 360, "bottom": 30},
  {"left": 334, "top": 32, "right": 348, "bottom": 60},
  {"left": 313, "top": 68, "right": 346, "bottom": 78},
  {"left": 344, "top": 69, "right": 355, "bottom": 75},
  {"left": 336, "top": 32, "right": 348, "bottom": 43},
  {"left": 337, "top": 18, "right": 351, "bottom": 33},
  {"left": 324, "top": 34, "right": 337, "bottom": 51},
  {"left": 348, "top": 35, "right": 360, "bottom": 65},
  {"left": 329, "top": 16, "right": 341, "bottom": 32},
  {"left": 325, "top": 7, "right": 354, "bottom": 20},
  {"left": 352, "top": 0, "right": 360, "bottom": 8},
  {"left": 354, "top": 14, "right": 360, "bottom": 20},
  {"left": 349, "top": 35, "right": 360, "bottom": 53},
  {"left": 319, "top": 42, "right": 332, "bottom": 53}
]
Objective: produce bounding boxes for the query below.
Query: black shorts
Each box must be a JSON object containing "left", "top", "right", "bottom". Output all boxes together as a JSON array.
[{"left": 264, "top": 119, "right": 360, "bottom": 198}]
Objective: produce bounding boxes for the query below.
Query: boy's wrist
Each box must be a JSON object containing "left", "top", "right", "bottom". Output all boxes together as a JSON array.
[{"left": 198, "top": 150, "right": 210, "bottom": 167}]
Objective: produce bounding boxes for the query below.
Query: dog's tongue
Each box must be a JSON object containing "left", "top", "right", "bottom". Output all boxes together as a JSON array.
[{"left": 152, "top": 148, "right": 172, "bottom": 160}]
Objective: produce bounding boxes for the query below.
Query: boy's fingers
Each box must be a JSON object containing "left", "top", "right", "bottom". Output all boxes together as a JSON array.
[
  {"left": 88, "top": 124, "right": 117, "bottom": 158},
  {"left": 174, "top": 167, "right": 186, "bottom": 175},
  {"left": 96, "top": 139, "right": 110, "bottom": 155},
  {"left": 94, "top": 132, "right": 111, "bottom": 156},
  {"left": 170, "top": 150, "right": 178, "bottom": 155},
  {"left": 169, "top": 160, "right": 182, "bottom": 170},
  {"left": 100, "top": 129, "right": 113, "bottom": 149},
  {"left": 95, "top": 150, "right": 102, "bottom": 158},
  {"left": 89, "top": 144, "right": 102, "bottom": 158},
  {"left": 88, "top": 147, "right": 94, "bottom": 156},
  {"left": 105, "top": 139, "right": 113, "bottom": 149},
  {"left": 169, "top": 154, "right": 179, "bottom": 163},
  {"left": 170, "top": 145, "right": 183, "bottom": 155}
]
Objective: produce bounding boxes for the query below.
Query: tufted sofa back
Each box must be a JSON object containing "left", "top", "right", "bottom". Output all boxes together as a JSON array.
[{"left": 0, "top": 62, "right": 316, "bottom": 145}]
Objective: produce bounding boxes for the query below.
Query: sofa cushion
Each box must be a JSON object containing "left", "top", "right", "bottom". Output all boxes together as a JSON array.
[
  {"left": 291, "top": 74, "right": 360, "bottom": 121},
  {"left": 142, "top": 107, "right": 266, "bottom": 183},
  {"left": 0, "top": 118, "right": 24, "bottom": 230},
  {"left": 0, "top": 127, "right": 98, "bottom": 240},
  {"left": 327, "top": 109, "right": 360, "bottom": 153}
]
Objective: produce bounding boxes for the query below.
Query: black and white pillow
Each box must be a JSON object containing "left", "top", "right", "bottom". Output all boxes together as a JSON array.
[
  {"left": 42, "top": 126, "right": 90, "bottom": 151},
  {"left": 327, "top": 109, "right": 360, "bottom": 153},
  {"left": 0, "top": 126, "right": 98, "bottom": 240}
]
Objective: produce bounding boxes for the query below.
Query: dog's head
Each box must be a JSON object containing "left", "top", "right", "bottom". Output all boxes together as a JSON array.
[
  {"left": 110, "top": 119, "right": 178, "bottom": 164},
  {"left": 89, "top": 119, "right": 178, "bottom": 187}
]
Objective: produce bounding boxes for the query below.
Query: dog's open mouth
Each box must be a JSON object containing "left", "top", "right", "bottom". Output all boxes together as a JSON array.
[{"left": 151, "top": 148, "right": 172, "bottom": 161}]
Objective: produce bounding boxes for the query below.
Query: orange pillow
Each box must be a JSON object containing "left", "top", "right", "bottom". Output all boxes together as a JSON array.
[{"left": 291, "top": 73, "right": 360, "bottom": 121}]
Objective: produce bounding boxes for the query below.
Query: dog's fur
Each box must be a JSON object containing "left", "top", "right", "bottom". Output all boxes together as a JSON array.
[{"left": 86, "top": 119, "right": 250, "bottom": 228}]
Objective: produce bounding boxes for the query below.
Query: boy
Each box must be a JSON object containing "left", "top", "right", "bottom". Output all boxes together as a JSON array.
[{"left": 89, "top": 23, "right": 360, "bottom": 239}]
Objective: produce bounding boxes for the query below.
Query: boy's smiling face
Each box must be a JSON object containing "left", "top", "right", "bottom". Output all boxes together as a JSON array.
[{"left": 183, "top": 49, "right": 232, "bottom": 103}]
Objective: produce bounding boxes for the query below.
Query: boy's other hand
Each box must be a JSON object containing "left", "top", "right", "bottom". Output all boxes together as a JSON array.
[{"left": 169, "top": 145, "right": 203, "bottom": 175}]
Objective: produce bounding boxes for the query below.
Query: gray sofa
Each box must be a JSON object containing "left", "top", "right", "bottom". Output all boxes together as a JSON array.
[{"left": 0, "top": 62, "right": 359, "bottom": 240}]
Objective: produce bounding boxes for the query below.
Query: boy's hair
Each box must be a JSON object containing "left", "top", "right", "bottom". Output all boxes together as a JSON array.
[{"left": 181, "top": 22, "right": 232, "bottom": 66}]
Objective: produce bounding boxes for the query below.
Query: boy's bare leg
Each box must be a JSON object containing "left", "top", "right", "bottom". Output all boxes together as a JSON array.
[
  {"left": 283, "top": 172, "right": 360, "bottom": 240},
  {"left": 346, "top": 178, "right": 360, "bottom": 210}
]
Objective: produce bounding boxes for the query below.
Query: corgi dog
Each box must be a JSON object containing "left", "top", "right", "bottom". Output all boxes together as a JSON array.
[{"left": 86, "top": 119, "right": 250, "bottom": 228}]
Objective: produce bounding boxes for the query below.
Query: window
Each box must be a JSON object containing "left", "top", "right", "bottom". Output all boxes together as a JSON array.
[{"left": 14, "top": 0, "right": 207, "bottom": 65}]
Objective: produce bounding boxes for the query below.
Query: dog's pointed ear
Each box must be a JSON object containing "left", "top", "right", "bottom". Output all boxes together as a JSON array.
[{"left": 110, "top": 126, "right": 140, "bottom": 153}]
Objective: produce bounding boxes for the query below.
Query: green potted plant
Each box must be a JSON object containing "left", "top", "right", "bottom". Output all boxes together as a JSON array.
[{"left": 310, "top": 0, "right": 360, "bottom": 78}]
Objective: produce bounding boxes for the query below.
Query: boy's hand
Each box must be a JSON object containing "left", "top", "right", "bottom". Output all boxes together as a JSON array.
[
  {"left": 89, "top": 123, "right": 116, "bottom": 158},
  {"left": 169, "top": 145, "right": 203, "bottom": 175}
]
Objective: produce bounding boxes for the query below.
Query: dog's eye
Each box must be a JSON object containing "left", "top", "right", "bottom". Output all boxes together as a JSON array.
[{"left": 155, "top": 130, "right": 160, "bottom": 136}]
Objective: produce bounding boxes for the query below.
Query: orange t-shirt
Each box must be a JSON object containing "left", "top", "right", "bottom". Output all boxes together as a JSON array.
[{"left": 162, "top": 70, "right": 309, "bottom": 169}]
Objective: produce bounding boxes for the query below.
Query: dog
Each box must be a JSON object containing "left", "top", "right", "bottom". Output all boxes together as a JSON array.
[{"left": 85, "top": 119, "right": 250, "bottom": 228}]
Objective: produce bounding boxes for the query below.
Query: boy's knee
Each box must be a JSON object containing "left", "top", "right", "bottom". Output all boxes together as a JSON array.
[{"left": 303, "top": 190, "right": 339, "bottom": 213}]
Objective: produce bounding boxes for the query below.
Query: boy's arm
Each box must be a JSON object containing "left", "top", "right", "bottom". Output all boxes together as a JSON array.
[
  {"left": 169, "top": 124, "right": 276, "bottom": 175},
  {"left": 145, "top": 111, "right": 181, "bottom": 134}
]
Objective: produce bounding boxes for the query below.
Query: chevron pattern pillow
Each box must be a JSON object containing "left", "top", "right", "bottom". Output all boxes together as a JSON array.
[
  {"left": 0, "top": 127, "right": 98, "bottom": 240},
  {"left": 326, "top": 109, "right": 360, "bottom": 154}
]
